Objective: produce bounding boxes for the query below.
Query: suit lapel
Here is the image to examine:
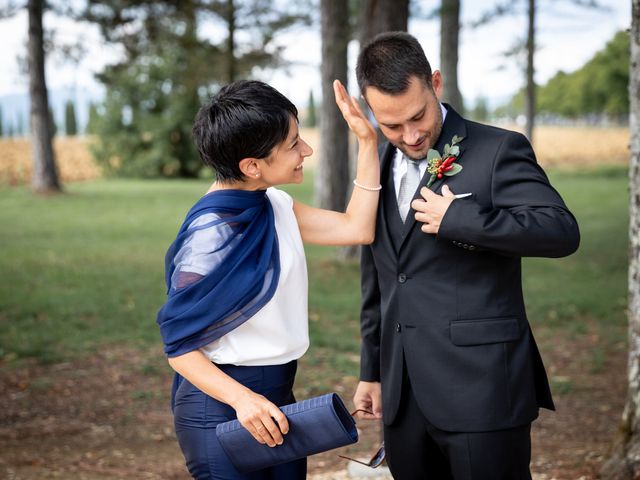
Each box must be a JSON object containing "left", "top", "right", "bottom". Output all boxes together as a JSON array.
[
  {"left": 378, "top": 143, "right": 403, "bottom": 255},
  {"left": 399, "top": 105, "right": 469, "bottom": 246}
]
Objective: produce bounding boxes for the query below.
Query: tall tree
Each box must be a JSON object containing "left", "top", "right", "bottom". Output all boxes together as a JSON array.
[
  {"left": 306, "top": 90, "right": 317, "bottom": 128},
  {"left": 85, "top": 0, "right": 309, "bottom": 177},
  {"left": 86, "top": 102, "right": 99, "bottom": 135},
  {"left": 16, "top": 112, "right": 25, "bottom": 136},
  {"left": 316, "top": 0, "right": 350, "bottom": 212},
  {"left": 28, "top": 0, "right": 60, "bottom": 193},
  {"left": 65, "top": 100, "right": 78, "bottom": 136},
  {"left": 473, "top": 0, "right": 606, "bottom": 142},
  {"left": 359, "top": 0, "right": 410, "bottom": 46},
  {"left": 524, "top": 0, "right": 535, "bottom": 140},
  {"left": 439, "top": 0, "right": 464, "bottom": 113},
  {"left": 599, "top": 10, "right": 640, "bottom": 479},
  {"left": 48, "top": 106, "right": 57, "bottom": 138}
]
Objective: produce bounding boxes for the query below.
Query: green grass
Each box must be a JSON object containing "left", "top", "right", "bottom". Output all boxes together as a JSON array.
[
  {"left": 0, "top": 167, "right": 629, "bottom": 390},
  {"left": 522, "top": 167, "right": 628, "bottom": 336}
]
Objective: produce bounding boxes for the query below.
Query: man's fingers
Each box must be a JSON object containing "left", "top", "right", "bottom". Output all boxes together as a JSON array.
[
  {"left": 356, "top": 410, "right": 379, "bottom": 420},
  {"left": 420, "top": 186, "right": 436, "bottom": 199},
  {"left": 414, "top": 212, "right": 431, "bottom": 223},
  {"left": 421, "top": 223, "right": 437, "bottom": 234},
  {"left": 411, "top": 198, "right": 428, "bottom": 213},
  {"left": 441, "top": 184, "right": 456, "bottom": 198}
]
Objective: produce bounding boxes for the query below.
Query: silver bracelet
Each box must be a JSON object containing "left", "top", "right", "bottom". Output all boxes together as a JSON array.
[{"left": 353, "top": 179, "right": 382, "bottom": 191}]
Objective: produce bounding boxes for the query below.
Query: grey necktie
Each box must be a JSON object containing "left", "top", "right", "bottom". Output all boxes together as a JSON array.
[{"left": 397, "top": 158, "right": 421, "bottom": 222}]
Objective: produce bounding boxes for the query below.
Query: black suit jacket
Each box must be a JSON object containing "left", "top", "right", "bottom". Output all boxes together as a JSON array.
[{"left": 360, "top": 105, "right": 580, "bottom": 432}]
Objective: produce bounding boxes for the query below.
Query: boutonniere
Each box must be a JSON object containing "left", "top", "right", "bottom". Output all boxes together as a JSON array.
[{"left": 426, "top": 134, "right": 465, "bottom": 187}]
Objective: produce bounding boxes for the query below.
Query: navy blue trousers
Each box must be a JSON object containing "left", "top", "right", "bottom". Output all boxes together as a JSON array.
[{"left": 173, "top": 360, "right": 306, "bottom": 480}]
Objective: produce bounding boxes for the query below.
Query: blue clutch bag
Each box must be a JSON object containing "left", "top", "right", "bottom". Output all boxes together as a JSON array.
[{"left": 216, "top": 392, "right": 358, "bottom": 473}]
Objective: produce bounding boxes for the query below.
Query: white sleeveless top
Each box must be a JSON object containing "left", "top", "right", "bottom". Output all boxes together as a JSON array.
[{"left": 176, "top": 187, "right": 309, "bottom": 366}]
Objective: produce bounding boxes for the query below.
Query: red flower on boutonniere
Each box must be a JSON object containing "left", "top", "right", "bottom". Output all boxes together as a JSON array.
[{"left": 426, "top": 134, "right": 464, "bottom": 187}]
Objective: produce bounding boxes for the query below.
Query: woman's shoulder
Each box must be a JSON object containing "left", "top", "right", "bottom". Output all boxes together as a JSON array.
[{"left": 266, "top": 187, "right": 294, "bottom": 209}]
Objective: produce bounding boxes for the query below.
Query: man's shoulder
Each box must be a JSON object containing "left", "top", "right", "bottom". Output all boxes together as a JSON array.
[{"left": 461, "top": 117, "right": 529, "bottom": 146}]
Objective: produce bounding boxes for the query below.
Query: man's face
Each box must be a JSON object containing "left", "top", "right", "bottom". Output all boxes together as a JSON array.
[{"left": 365, "top": 73, "right": 443, "bottom": 161}]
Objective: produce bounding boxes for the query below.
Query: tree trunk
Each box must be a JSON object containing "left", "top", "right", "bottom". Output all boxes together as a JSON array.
[
  {"left": 315, "top": 0, "right": 349, "bottom": 213},
  {"left": 226, "top": 0, "right": 236, "bottom": 84},
  {"left": 524, "top": 0, "right": 535, "bottom": 142},
  {"left": 439, "top": 0, "right": 463, "bottom": 114},
  {"left": 342, "top": 0, "right": 409, "bottom": 261},
  {"left": 28, "top": 0, "right": 60, "bottom": 193},
  {"left": 359, "top": 0, "right": 409, "bottom": 47},
  {"left": 600, "top": 2, "right": 640, "bottom": 478}
]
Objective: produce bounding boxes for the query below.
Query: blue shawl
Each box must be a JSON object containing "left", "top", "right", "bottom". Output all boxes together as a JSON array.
[{"left": 157, "top": 189, "right": 280, "bottom": 358}]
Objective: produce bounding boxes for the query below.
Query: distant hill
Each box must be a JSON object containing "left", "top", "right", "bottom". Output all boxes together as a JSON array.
[{"left": 0, "top": 86, "right": 104, "bottom": 135}]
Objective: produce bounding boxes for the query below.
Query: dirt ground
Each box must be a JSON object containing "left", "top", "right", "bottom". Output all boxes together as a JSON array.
[{"left": 0, "top": 325, "right": 628, "bottom": 480}]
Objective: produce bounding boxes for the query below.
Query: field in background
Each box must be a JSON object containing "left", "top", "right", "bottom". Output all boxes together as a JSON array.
[
  {"left": 0, "top": 125, "right": 629, "bottom": 186},
  {"left": 0, "top": 124, "right": 631, "bottom": 478}
]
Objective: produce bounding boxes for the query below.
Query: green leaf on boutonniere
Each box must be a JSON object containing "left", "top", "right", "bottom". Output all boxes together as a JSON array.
[
  {"left": 452, "top": 135, "right": 464, "bottom": 144},
  {"left": 443, "top": 143, "right": 451, "bottom": 155},
  {"left": 444, "top": 163, "right": 463, "bottom": 176},
  {"left": 448, "top": 145, "right": 460, "bottom": 156},
  {"left": 426, "top": 149, "right": 441, "bottom": 162}
]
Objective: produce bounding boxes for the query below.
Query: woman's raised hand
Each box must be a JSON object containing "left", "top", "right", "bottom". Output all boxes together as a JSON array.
[{"left": 333, "top": 79, "right": 377, "bottom": 143}]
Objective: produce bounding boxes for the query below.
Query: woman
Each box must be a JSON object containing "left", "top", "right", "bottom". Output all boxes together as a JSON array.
[{"left": 157, "top": 79, "right": 379, "bottom": 479}]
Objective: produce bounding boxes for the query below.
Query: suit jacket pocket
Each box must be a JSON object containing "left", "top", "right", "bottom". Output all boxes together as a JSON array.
[{"left": 450, "top": 317, "right": 520, "bottom": 346}]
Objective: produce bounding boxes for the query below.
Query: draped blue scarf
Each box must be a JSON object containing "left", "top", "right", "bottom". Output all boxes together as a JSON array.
[{"left": 157, "top": 188, "right": 280, "bottom": 355}]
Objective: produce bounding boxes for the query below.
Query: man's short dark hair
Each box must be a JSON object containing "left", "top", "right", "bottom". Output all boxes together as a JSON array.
[
  {"left": 356, "top": 31, "right": 433, "bottom": 96},
  {"left": 192, "top": 80, "right": 298, "bottom": 182}
]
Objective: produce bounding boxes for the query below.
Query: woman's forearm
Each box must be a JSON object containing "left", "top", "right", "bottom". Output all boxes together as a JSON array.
[
  {"left": 168, "top": 351, "right": 251, "bottom": 407},
  {"left": 343, "top": 138, "right": 380, "bottom": 243}
]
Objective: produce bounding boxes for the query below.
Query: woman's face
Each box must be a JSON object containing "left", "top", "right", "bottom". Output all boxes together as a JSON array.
[{"left": 257, "top": 115, "right": 313, "bottom": 186}]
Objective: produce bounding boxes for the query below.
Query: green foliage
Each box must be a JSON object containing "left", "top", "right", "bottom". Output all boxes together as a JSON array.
[
  {"left": 64, "top": 100, "right": 78, "bottom": 136},
  {"left": 0, "top": 167, "right": 628, "bottom": 393},
  {"left": 16, "top": 112, "right": 24, "bottom": 136},
  {"left": 86, "top": 0, "right": 310, "bottom": 178},
  {"left": 86, "top": 102, "right": 99, "bottom": 135},
  {"left": 306, "top": 90, "right": 317, "bottom": 128},
  {"left": 469, "top": 96, "right": 490, "bottom": 122},
  {"left": 505, "top": 30, "right": 629, "bottom": 119}
]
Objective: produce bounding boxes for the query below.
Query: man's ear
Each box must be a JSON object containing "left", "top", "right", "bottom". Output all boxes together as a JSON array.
[
  {"left": 431, "top": 70, "right": 443, "bottom": 99},
  {"left": 238, "top": 157, "right": 261, "bottom": 179}
]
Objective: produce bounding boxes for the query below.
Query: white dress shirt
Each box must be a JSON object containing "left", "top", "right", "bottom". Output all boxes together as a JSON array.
[{"left": 177, "top": 187, "right": 309, "bottom": 366}]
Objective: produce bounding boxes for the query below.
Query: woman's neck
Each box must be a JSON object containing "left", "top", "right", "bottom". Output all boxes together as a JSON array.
[{"left": 207, "top": 178, "right": 269, "bottom": 194}]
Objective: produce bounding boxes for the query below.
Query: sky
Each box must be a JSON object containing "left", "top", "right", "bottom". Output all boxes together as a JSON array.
[{"left": 0, "top": 0, "right": 631, "bottom": 112}]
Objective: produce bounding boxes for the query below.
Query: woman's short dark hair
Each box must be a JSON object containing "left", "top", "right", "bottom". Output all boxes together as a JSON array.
[
  {"left": 356, "top": 31, "right": 433, "bottom": 96},
  {"left": 192, "top": 80, "right": 298, "bottom": 182}
]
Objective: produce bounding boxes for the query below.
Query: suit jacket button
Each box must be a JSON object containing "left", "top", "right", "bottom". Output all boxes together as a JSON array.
[
  {"left": 398, "top": 273, "right": 407, "bottom": 283},
  {"left": 469, "top": 245, "right": 476, "bottom": 251},
  {"left": 396, "top": 323, "right": 401, "bottom": 333},
  {"left": 463, "top": 243, "right": 469, "bottom": 249}
]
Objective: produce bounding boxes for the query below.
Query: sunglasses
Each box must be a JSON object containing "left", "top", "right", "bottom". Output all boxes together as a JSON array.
[{"left": 338, "top": 409, "right": 386, "bottom": 468}]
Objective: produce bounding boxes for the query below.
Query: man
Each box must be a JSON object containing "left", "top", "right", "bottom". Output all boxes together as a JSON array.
[{"left": 353, "top": 32, "right": 580, "bottom": 479}]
